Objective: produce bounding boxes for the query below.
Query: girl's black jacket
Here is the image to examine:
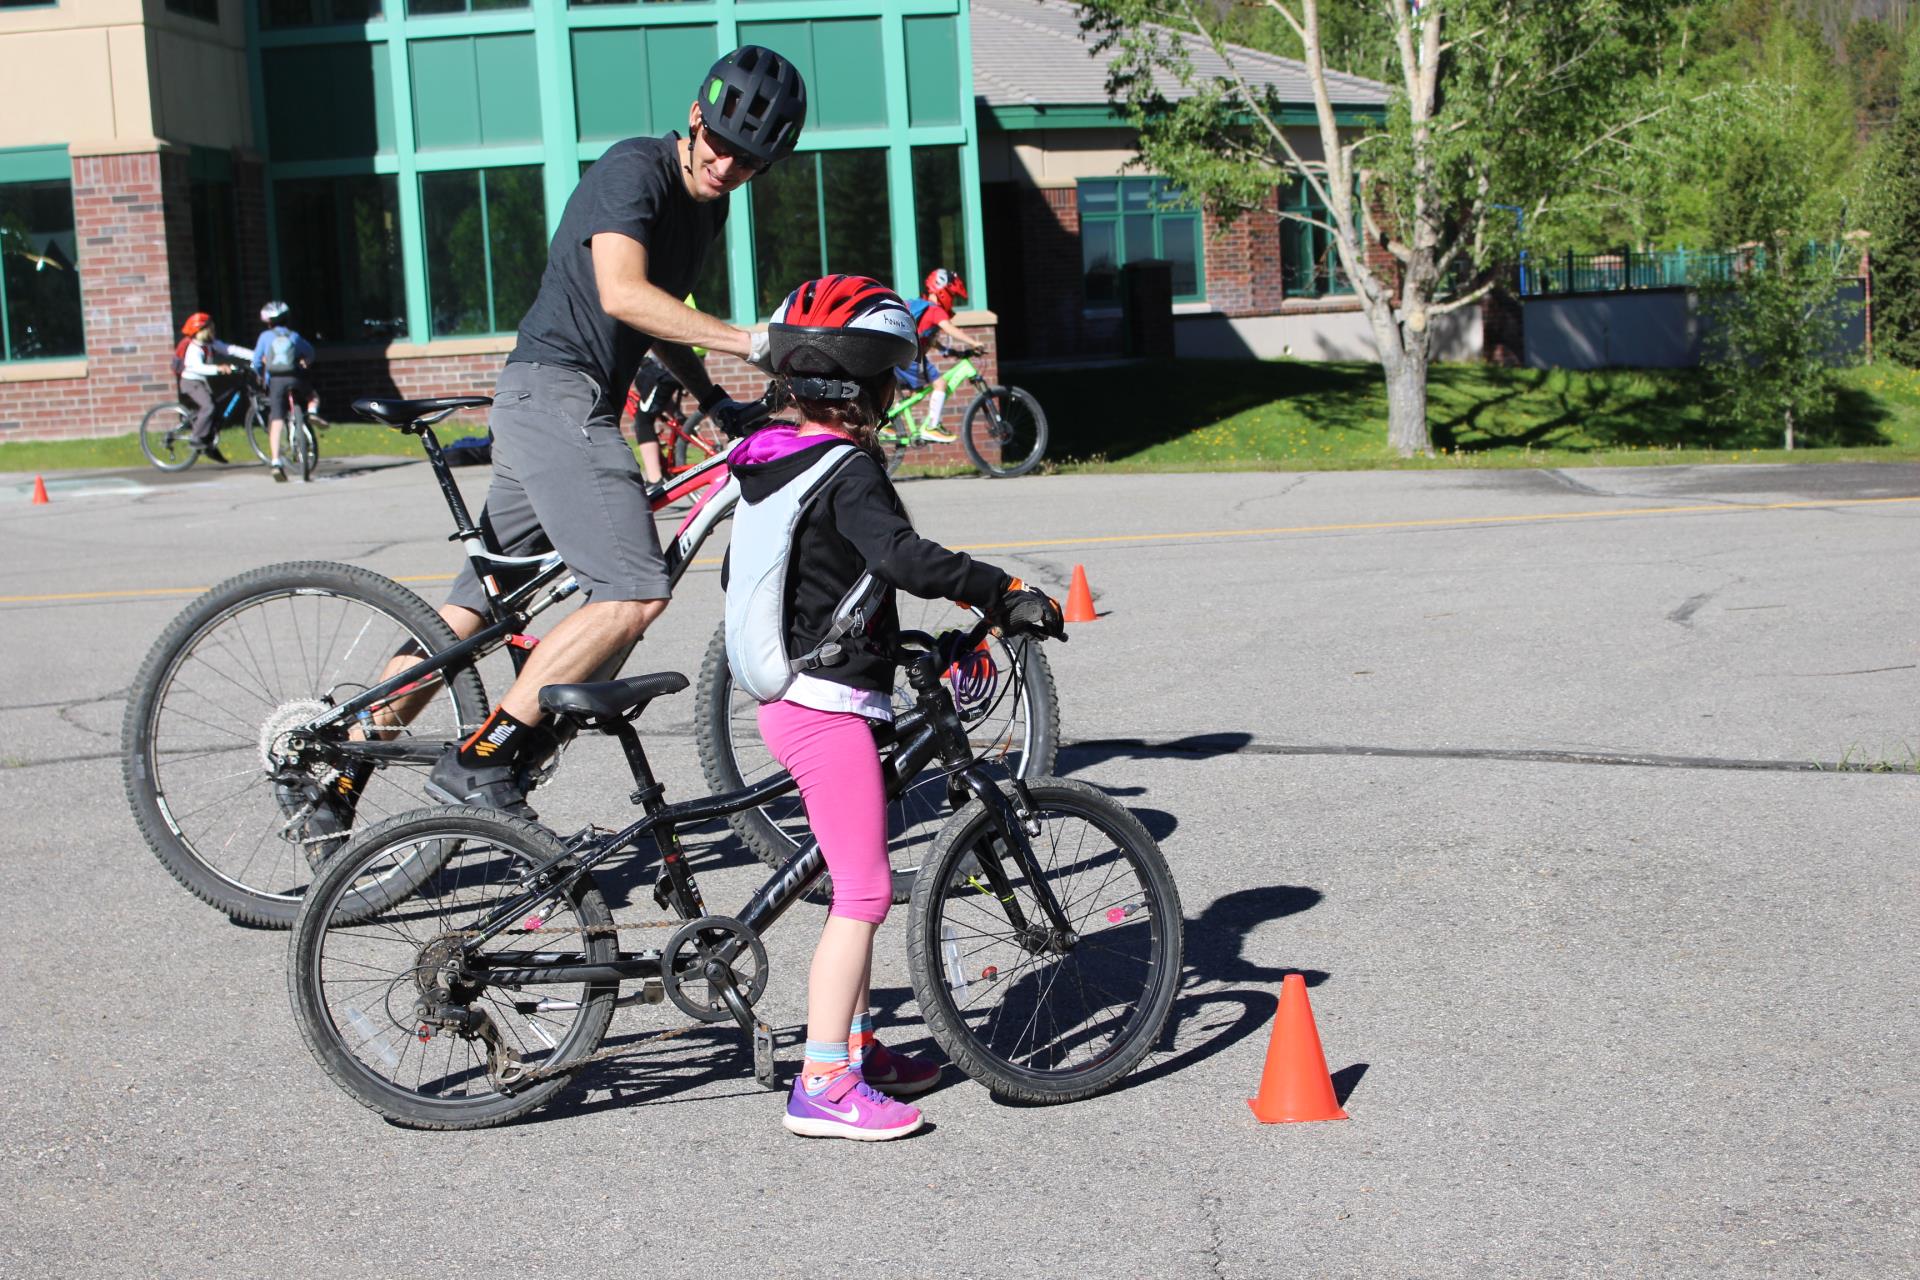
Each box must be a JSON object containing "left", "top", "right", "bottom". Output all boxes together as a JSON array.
[{"left": 723, "top": 436, "right": 1012, "bottom": 694}]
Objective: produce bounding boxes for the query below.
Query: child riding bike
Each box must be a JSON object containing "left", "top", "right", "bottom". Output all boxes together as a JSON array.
[
  {"left": 249, "top": 300, "right": 317, "bottom": 482},
  {"left": 723, "top": 274, "right": 1066, "bottom": 1141},
  {"left": 173, "top": 312, "right": 253, "bottom": 463},
  {"left": 892, "top": 267, "right": 978, "bottom": 444}
]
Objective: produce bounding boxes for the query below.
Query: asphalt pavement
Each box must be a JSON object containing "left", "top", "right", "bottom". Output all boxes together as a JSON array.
[{"left": 1, "top": 455, "right": 1915, "bottom": 1278}]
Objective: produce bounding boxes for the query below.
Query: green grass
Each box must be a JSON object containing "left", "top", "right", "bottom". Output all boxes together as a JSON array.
[
  {"left": 0, "top": 420, "right": 482, "bottom": 474},
  {"left": 1017, "top": 359, "right": 1920, "bottom": 471},
  {"left": 6, "top": 361, "right": 1919, "bottom": 474}
]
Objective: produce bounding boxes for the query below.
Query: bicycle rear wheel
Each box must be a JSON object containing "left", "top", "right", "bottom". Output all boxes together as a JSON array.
[
  {"left": 122, "top": 561, "right": 489, "bottom": 928},
  {"left": 961, "top": 386, "right": 1048, "bottom": 478},
  {"left": 693, "top": 608, "right": 1059, "bottom": 904},
  {"left": 139, "top": 404, "right": 196, "bottom": 471},
  {"left": 288, "top": 410, "right": 318, "bottom": 482},
  {"left": 907, "top": 778, "right": 1182, "bottom": 1102},
  {"left": 288, "top": 809, "right": 617, "bottom": 1130}
]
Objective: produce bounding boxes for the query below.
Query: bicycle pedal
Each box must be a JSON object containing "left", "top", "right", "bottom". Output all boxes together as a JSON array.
[{"left": 752, "top": 1021, "right": 777, "bottom": 1090}]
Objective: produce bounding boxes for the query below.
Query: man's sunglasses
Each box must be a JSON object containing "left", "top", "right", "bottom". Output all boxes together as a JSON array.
[{"left": 700, "top": 123, "right": 766, "bottom": 175}]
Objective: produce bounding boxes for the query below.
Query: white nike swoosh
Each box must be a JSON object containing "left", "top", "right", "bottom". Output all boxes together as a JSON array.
[{"left": 817, "top": 1098, "right": 862, "bottom": 1122}]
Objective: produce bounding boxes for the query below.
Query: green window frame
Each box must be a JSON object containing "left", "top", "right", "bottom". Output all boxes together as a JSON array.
[
  {"left": 0, "top": 165, "right": 86, "bottom": 363},
  {"left": 910, "top": 145, "right": 967, "bottom": 289},
  {"left": 1077, "top": 177, "right": 1204, "bottom": 306},
  {"left": 749, "top": 148, "right": 893, "bottom": 318},
  {"left": 421, "top": 165, "right": 545, "bottom": 338},
  {"left": 406, "top": 0, "right": 526, "bottom": 15},
  {"left": 1280, "top": 176, "right": 1353, "bottom": 298}
]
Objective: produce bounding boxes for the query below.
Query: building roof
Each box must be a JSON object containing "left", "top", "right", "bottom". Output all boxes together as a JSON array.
[{"left": 970, "top": 0, "right": 1390, "bottom": 111}]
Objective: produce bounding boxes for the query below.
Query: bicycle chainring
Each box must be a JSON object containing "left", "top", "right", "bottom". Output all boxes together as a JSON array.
[{"left": 660, "top": 916, "right": 769, "bottom": 1023}]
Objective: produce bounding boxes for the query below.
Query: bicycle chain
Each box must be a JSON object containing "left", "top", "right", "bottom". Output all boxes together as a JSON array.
[{"left": 431, "top": 914, "right": 752, "bottom": 1088}]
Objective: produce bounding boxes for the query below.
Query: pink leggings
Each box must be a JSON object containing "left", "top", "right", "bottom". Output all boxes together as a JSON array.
[{"left": 756, "top": 700, "right": 891, "bottom": 924}]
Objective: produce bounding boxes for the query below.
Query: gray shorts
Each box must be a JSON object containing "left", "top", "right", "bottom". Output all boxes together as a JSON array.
[{"left": 446, "top": 360, "right": 671, "bottom": 615}]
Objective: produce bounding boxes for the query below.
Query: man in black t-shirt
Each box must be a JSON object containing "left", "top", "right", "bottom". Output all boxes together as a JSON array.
[{"left": 401, "top": 46, "right": 808, "bottom": 816}]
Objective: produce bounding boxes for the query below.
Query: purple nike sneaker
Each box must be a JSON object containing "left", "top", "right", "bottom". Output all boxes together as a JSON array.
[
  {"left": 783, "top": 1071, "right": 924, "bottom": 1141},
  {"left": 860, "top": 1041, "right": 941, "bottom": 1098}
]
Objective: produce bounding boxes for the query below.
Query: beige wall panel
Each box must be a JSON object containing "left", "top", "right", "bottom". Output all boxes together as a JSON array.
[
  {"left": 148, "top": 28, "right": 253, "bottom": 149},
  {"left": 108, "top": 23, "right": 158, "bottom": 140},
  {"left": 1174, "top": 307, "right": 1482, "bottom": 363},
  {"left": 0, "top": 2, "right": 145, "bottom": 35},
  {"left": 0, "top": 29, "right": 122, "bottom": 148}
]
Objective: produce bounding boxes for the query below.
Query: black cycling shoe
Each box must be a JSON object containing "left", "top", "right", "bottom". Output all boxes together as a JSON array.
[
  {"left": 203, "top": 442, "right": 231, "bottom": 465},
  {"left": 424, "top": 743, "right": 538, "bottom": 820}
]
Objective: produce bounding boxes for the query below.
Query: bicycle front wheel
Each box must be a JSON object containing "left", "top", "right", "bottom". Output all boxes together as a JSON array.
[
  {"left": 123, "top": 561, "right": 489, "bottom": 928},
  {"left": 139, "top": 403, "right": 196, "bottom": 471},
  {"left": 962, "top": 386, "right": 1048, "bottom": 478},
  {"left": 289, "top": 808, "right": 617, "bottom": 1130},
  {"left": 907, "top": 778, "right": 1183, "bottom": 1102},
  {"left": 693, "top": 609, "right": 1060, "bottom": 904}
]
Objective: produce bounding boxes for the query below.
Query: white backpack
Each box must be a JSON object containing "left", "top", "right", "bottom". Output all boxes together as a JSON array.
[{"left": 724, "top": 444, "right": 882, "bottom": 702}]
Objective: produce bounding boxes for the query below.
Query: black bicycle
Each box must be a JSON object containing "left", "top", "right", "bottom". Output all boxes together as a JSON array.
[
  {"left": 287, "top": 618, "right": 1181, "bottom": 1129},
  {"left": 139, "top": 369, "right": 269, "bottom": 471},
  {"left": 124, "top": 393, "right": 1056, "bottom": 928}
]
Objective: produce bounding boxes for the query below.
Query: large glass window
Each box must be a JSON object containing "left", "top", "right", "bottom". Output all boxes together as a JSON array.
[
  {"left": 0, "top": 179, "right": 84, "bottom": 361},
  {"left": 261, "top": 0, "right": 382, "bottom": 27},
  {"left": 167, "top": 0, "right": 221, "bottom": 21},
  {"left": 911, "top": 145, "right": 965, "bottom": 287},
  {"left": 407, "top": 0, "right": 525, "bottom": 14},
  {"left": 273, "top": 174, "right": 407, "bottom": 342},
  {"left": 1280, "top": 176, "right": 1352, "bottom": 298},
  {"left": 421, "top": 166, "right": 544, "bottom": 338},
  {"left": 1077, "top": 177, "right": 1203, "bottom": 305},
  {"left": 190, "top": 169, "right": 241, "bottom": 334},
  {"left": 751, "top": 149, "right": 891, "bottom": 317}
]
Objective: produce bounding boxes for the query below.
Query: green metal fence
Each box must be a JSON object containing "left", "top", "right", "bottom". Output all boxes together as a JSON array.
[{"left": 1519, "top": 244, "right": 1861, "bottom": 297}]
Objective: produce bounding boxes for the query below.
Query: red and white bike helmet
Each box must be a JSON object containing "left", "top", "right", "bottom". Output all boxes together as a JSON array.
[
  {"left": 767, "top": 275, "right": 916, "bottom": 401},
  {"left": 923, "top": 266, "right": 967, "bottom": 312}
]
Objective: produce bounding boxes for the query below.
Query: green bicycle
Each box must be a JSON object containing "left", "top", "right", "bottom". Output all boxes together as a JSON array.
[{"left": 881, "top": 352, "right": 1048, "bottom": 479}]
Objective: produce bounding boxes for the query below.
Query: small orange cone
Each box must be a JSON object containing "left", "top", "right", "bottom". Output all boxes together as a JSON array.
[
  {"left": 1063, "top": 564, "right": 1097, "bottom": 623},
  {"left": 30, "top": 475, "right": 50, "bottom": 505},
  {"left": 1247, "top": 973, "right": 1348, "bottom": 1123}
]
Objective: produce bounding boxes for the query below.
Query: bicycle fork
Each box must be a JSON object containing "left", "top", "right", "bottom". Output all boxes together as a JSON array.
[{"left": 952, "top": 770, "right": 1077, "bottom": 952}]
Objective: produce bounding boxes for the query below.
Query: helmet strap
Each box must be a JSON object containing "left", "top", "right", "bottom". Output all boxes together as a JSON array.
[{"left": 786, "top": 375, "right": 862, "bottom": 401}]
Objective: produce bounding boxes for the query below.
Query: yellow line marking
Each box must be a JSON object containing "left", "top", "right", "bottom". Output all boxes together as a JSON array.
[{"left": 4, "top": 495, "right": 1916, "bottom": 605}]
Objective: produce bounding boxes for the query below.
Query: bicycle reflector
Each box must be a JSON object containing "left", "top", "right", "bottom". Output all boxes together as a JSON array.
[{"left": 944, "top": 639, "right": 1000, "bottom": 713}]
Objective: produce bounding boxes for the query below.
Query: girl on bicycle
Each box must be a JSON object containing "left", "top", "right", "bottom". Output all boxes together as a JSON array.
[{"left": 724, "top": 275, "right": 1064, "bottom": 1141}]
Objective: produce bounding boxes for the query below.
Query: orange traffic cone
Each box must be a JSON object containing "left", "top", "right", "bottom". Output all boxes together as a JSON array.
[
  {"left": 1063, "top": 564, "right": 1097, "bottom": 623},
  {"left": 30, "top": 475, "right": 50, "bottom": 505},
  {"left": 1247, "top": 973, "right": 1348, "bottom": 1123}
]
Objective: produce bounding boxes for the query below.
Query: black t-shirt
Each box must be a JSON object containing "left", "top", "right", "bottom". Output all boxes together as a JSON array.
[{"left": 509, "top": 132, "right": 726, "bottom": 405}]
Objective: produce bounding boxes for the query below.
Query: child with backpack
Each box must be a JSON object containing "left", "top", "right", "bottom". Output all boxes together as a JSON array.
[
  {"left": 722, "top": 275, "right": 1065, "bottom": 1141},
  {"left": 250, "top": 300, "right": 317, "bottom": 482}
]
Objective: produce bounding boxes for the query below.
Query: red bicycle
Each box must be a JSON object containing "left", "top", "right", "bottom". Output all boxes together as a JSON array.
[{"left": 625, "top": 364, "right": 729, "bottom": 477}]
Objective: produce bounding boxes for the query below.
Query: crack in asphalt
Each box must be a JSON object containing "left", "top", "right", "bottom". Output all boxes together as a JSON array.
[
  {"left": 15, "top": 729, "right": 1911, "bottom": 776},
  {"left": 1059, "top": 735, "right": 1915, "bottom": 776},
  {"left": 1667, "top": 591, "right": 1715, "bottom": 626},
  {"left": 1227, "top": 474, "right": 1311, "bottom": 519},
  {"left": 1199, "top": 1188, "right": 1229, "bottom": 1278}
]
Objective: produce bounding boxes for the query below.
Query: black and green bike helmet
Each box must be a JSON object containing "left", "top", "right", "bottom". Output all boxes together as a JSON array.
[{"left": 696, "top": 45, "right": 807, "bottom": 169}]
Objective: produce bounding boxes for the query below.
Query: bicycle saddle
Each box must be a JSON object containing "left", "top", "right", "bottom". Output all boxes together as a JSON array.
[
  {"left": 539, "top": 672, "right": 690, "bottom": 726},
  {"left": 352, "top": 396, "right": 493, "bottom": 428}
]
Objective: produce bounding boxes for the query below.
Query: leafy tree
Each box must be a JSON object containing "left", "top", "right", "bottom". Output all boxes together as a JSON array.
[
  {"left": 1079, "top": 0, "right": 1677, "bottom": 455},
  {"left": 1861, "top": 23, "right": 1920, "bottom": 363}
]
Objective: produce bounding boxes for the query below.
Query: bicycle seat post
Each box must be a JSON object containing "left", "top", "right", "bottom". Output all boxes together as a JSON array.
[{"left": 415, "top": 423, "right": 482, "bottom": 542}]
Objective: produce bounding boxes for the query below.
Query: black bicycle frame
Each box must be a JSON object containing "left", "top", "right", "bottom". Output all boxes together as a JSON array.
[{"left": 459, "top": 628, "right": 1073, "bottom": 991}]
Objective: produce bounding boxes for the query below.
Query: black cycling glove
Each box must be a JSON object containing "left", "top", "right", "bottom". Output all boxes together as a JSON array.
[
  {"left": 993, "top": 580, "right": 1068, "bottom": 641},
  {"left": 699, "top": 385, "right": 769, "bottom": 438}
]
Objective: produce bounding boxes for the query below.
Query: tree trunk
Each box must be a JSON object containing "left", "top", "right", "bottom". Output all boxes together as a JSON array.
[
  {"left": 1784, "top": 405, "right": 1795, "bottom": 451},
  {"left": 1381, "top": 337, "right": 1433, "bottom": 456}
]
